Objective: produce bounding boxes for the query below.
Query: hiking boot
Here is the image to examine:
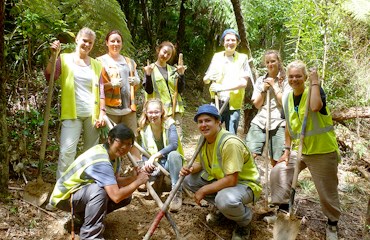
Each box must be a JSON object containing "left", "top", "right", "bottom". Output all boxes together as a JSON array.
[
  {"left": 169, "top": 192, "right": 182, "bottom": 212},
  {"left": 206, "top": 209, "right": 227, "bottom": 226},
  {"left": 45, "top": 203, "right": 57, "bottom": 212},
  {"left": 232, "top": 223, "right": 251, "bottom": 240},
  {"left": 326, "top": 224, "right": 338, "bottom": 240},
  {"left": 64, "top": 215, "right": 84, "bottom": 234}
]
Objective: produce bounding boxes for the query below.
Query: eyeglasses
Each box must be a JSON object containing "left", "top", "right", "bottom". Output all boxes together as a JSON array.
[
  {"left": 147, "top": 111, "right": 161, "bottom": 115},
  {"left": 114, "top": 139, "right": 133, "bottom": 150}
]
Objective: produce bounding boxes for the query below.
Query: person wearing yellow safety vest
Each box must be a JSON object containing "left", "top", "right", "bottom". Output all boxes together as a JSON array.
[
  {"left": 138, "top": 99, "right": 184, "bottom": 212},
  {"left": 143, "top": 41, "right": 186, "bottom": 139},
  {"left": 45, "top": 123, "right": 149, "bottom": 240},
  {"left": 203, "top": 29, "right": 252, "bottom": 135},
  {"left": 45, "top": 27, "right": 106, "bottom": 180},
  {"left": 281, "top": 61, "right": 340, "bottom": 240},
  {"left": 180, "top": 104, "right": 261, "bottom": 240}
]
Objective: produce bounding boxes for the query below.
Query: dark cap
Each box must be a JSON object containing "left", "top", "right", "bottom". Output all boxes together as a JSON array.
[
  {"left": 194, "top": 104, "right": 221, "bottom": 122},
  {"left": 220, "top": 29, "right": 240, "bottom": 43}
]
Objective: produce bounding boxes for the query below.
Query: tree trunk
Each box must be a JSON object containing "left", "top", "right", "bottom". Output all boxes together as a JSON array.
[
  {"left": 0, "top": 0, "right": 9, "bottom": 195},
  {"left": 230, "top": 0, "right": 258, "bottom": 134},
  {"left": 176, "top": 0, "right": 186, "bottom": 54},
  {"left": 332, "top": 107, "right": 370, "bottom": 122},
  {"left": 140, "top": 0, "right": 155, "bottom": 51}
]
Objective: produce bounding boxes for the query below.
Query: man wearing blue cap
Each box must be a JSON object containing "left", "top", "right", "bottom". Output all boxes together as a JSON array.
[
  {"left": 203, "top": 29, "right": 252, "bottom": 135},
  {"left": 180, "top": 104, "right": 261, "bottom": 240}
]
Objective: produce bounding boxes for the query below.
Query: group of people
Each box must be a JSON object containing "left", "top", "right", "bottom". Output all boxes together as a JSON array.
[{"left": 44, "top": 27, "right": 340, "bottom": 240}]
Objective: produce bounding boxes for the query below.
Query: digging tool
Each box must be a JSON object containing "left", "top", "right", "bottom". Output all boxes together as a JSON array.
[
  {"left": 143, "top": 98, "right": 230, "bottom": 240},
  {"left": 126, "top": 153, "right": 181, "bottom": 238},
  {"left": 214, "top": 93, "right": 220, "bottom": 111},
  {"left": 172, "top": 53, "right": 183, "bottom": 118},
  {"left": 262, "top": 88, "right": 271, "bottom": 210},
  {"left": 24, "top": 48, "right": 59, "bottom": 206},
  {"left": 273, "top": 79, "right": 313, "bottom": 240},
  {"left": 129, "top": 61, "right": 136, "bottom": 112}
]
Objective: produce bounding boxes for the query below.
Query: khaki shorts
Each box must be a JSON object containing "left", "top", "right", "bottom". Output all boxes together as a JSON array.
[{"left": 245, "top": 123, "right": 285, "bottom": 161}]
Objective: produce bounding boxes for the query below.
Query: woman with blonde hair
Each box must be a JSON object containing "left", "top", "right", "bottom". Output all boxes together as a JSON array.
[
  {"left": 45, "top": 27, "right": 106, "bottom": 180},
  {"left": 138, "top": 98, "right": 184, "bottom": 212}
]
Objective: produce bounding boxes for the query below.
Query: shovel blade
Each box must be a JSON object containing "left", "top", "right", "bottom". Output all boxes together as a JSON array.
[{"left": 273, "top": 212, "right": 301, "bottom": 240}]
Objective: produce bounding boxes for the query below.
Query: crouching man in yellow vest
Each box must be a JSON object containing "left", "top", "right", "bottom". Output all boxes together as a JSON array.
[
  {"left": 46, "top": 124, "right": 149, "bottom": 240},
  {"left": 180, "top": 104, "right": 262, "bottom": 240}
]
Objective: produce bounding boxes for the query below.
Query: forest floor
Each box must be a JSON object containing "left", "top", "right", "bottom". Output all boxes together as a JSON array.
[{"left": 1, "top": 94, "right": 369, "bottom": 240}]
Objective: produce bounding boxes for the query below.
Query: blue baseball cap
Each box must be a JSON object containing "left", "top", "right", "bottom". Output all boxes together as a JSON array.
[
  {"left": 220, "top": 29, "right": 240, "bottom": 43},
  {"left": 194, "top": 104, "right": 221, "bottom": 122}
]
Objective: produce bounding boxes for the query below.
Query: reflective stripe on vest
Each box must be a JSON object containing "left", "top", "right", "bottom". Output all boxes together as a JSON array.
[
  {"left": 145, "top": 65, "right": 184, "bottom": 116},
  {"left": 283, "top": 89, "right": 339, "bottom": 155},
  {"left": 49, "top": 145, "right": 110, "bottom": 206},
  {"left": 199, "top": 129, "right": 262, "bottom": 201}
]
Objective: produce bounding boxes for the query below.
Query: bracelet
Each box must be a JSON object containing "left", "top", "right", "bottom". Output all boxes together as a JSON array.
[
  {"left": 100, "top": 108, "right": 106, "bottom": 112},
  {"left": 261, "top": 90, "right": 267, "bottom": 94},
  {"left": 311, "top": 83, "right": 320, "bottom": 87},
  {"left": 284, "top": 146, "right": 291, "bottom": 150}
]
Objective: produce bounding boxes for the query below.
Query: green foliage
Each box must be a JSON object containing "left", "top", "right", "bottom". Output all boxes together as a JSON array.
[
  {"left": 242, "top": 0, "right": 290, "bottom": 53},
  {"left": 56, "top": 0, "right": 133, "bottom": 56}
]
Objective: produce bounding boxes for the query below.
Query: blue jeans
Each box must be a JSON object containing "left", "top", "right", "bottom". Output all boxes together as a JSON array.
[
  {"left": 183, "top": 171, "right": 254, "bottom": 227},
  {"left": 221, "top": 109, "right": 241, "bottom": 135},
  {"left": 152, "top": 151, "right": 183, "bottom": 190}
]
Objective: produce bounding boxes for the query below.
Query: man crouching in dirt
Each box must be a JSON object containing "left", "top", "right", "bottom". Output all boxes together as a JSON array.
[
  {"left": 180, "top": 104, "right": 262, "bottom": 240},
  {"left": 45, "top": 123, "right": 149, "bottom": 240}
]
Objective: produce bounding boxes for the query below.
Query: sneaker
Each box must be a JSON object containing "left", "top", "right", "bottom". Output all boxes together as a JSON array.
[
  {"left": 326, "top": 224, "right": 338, "bottom": 240},
  {"left": 263, "top": 215, "right": 277, "bottom": 224},
  {"left": 45, "top": 203, "right": 57, "bottom": 212},
  {"left": 206, "top": 210, "right": 227, "bottom": 226},
  {"left": 232, "top": 223, "right": 251, "bottom": 240},
  {"left": 169, "top": 192, "right": 182, "bottom": 212}
]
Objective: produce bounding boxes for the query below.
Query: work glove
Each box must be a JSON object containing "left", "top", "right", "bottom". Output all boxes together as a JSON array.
[
  {"left": 210, "top": 83, "right": 223, "bottom": 93},
  {"left": 128, "top": 76, "right": 139, "bottom": 86},
  {"left": 111, "top": 77, "right": 122, "bottom": 87},
  {"left": 100, "top": 125, "right": 109, "bottom": 141}
]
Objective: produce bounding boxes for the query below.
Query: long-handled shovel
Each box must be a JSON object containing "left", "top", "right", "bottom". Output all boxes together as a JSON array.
[
  {"left": 24, "top": 50, "right": 58, "bottom": 206},
  {"left": 263, "top": 89, "right": 271, "bottom": 210},
  {"left": 273, "top": 81, "right": 312, "bottom": 240},
  {"left": 172, "top": 53, "right": 183, "bottom": 118},
  {"left": 129, "top": 65, "right": 136, "bottom": 112},
  {"left": 143, "top": 98, "right": 230, "bottom": 240}
]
